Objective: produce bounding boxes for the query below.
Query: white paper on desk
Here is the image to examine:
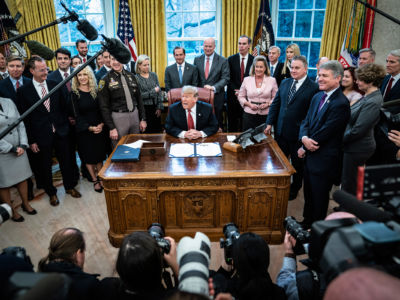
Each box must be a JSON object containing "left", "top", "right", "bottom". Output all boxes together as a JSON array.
[
  {"left": 196, "top": 142, "right": 222, "bottom": 157},
  {"left": 227, "top": 135, "right": 236, "bottom": 142},
  {"left": 169, "top": 143, "right": 195, "bottom": 157},
  {"left": 124, "top": 140, "right": 150, "bottom": 149}
]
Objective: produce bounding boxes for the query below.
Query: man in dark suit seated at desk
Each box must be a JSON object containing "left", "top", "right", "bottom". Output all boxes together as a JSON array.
[{"left": 165, "top": 85, "right": 218, "bottom": 140}]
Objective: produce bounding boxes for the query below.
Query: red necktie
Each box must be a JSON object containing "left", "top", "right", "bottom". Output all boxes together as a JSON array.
[
  {"left": 187, "top": 109, "right": 194, "bottom": 130},
  {"left": 64, "top": 72, "right": 71, "bottom": 92},
  {"left": 205, "top": 57, "right": 210, "bottom": 79},
  {"left": 40, "top": 83, "right": 55, "bottom": 132},
  {"left": 16, "top": 81, "right": 20, "bottom": 90},
  {"left": 384, "top": 77, "right": 394, "bottom": 100},
  {"left": 240, "top": 57, "right": 245, "bottom": 82},
  {"left": 83, "top": 57, "right": 87, "bottom": 63}
]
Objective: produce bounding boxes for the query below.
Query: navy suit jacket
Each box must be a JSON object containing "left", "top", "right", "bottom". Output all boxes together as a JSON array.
[
  {"left": 267, "top": 77, "right": 319, "bottom": 141},
  {"left": 380, "top": 74, "right": 400, "bottom": 103},
  {"left": 299, "top": 88, "right": 350, "bottom": 176},
  {"left": 16, "top": 80, "right": 70, "bottom": 146},
  {"left": 270, "top": 62, "right": 285, "bottom": 86},
  {"left": 47, "top": 68, "right": 72, "bottom": 103},
  {"left": 95, "top": 66, "right": 109, "bottom": 83},
  {"left": 0, "top": 76, "right": 31, "bottom": 105},
  {"left": 227, "top": 53, "right": 254, "bottom": 93},
  {"left": 165, "top": 101, "right": 218, "bottom": 137},
  {"left": 164, "top": 62, "right": 199, "bottom": 92}
]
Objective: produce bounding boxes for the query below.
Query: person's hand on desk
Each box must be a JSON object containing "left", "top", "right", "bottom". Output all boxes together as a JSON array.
[
  {"left": 184, "top": 129, "right": 202, "bottom": 140},
  {"left": 264, "top": 124, "right": 272, "bottom": 135}
]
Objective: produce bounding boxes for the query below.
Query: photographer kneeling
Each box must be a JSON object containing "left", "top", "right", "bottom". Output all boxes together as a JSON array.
[
  {"left": 98, "top": 231, "right": 178, "bottom": 300},
  {"left": 212, "top": 232, "right": 286, "bottom": 300}
]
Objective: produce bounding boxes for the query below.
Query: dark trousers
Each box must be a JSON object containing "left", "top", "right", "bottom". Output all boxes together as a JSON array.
[
  {"left": 341, "top": 151, "right": 372, "bottom": 195},
  {"left": 227, "top": 96, "right": 243, "bottom": 132},
  {"left": 26, "top": 149, "right": 44, "bottom": 188},
  {"left": 37, "top": 134, "right": 75, "bottom": 196},
  {"left": 144, "top": 104, "right": 162, "bottom": 133},
  {"left": 275, "top": 135, "right": 304, "bottom": 193},
  {"left": 214, "top": 93, "right": 224, "bottom": 130},
  {"left": 242, "top": 112, "right": 267, "bottom": 131},
  {"left": 68, "top": 124, "right": 83, "bottom": 182},
  {"left": 303, "top": 163, "right": 333, "bottom": 223}
]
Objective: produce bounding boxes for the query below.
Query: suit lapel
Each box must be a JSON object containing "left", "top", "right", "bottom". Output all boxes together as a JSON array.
[
  {"left": 6, "top": 78, "right": 16, "bottom": 98},
  {"left": 288, "top": 78, "right": 308, "bottom": 106},
  {"left": 198, "top": 55, "right": 205, "bottom": 77},
  {"left": 178, "top": 103, "right": 188, "bottom": 130},
  {"left": 209, "top": 54, "right": 218, "bottom": 78},
  {"left": 245, "top": 55, "right": 253, "bottom": 76}
]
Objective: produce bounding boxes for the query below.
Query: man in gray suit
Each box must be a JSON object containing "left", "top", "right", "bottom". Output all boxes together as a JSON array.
[
  {"left": 165, "top": 47, "right": 199, "bottom": 92},
  {"left": 194, "top": 38, "right": 230, "bottom": 129}
]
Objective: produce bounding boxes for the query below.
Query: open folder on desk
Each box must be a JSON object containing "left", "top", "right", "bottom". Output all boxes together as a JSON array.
[
  {"left": 169, "top": 142, "right": 222, "bottom": 157},
  {"left": 111, "top": 145, "right": 140, "bottom": 162}
]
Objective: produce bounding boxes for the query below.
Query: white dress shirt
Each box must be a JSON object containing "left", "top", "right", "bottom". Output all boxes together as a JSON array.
[{"left": 177, "top": 103, "right": 207, "bottom": 138}]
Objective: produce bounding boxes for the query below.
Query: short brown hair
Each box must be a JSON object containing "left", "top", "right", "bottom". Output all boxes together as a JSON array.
[
  {"left": 38, "top": 227, "right": 85, "bottom": 271},
  {"left": 355, "top": 63, "right": 386, "bottom": 87},
  {"left": 6, "top": 55, "right": 24, "bottom": 66}
]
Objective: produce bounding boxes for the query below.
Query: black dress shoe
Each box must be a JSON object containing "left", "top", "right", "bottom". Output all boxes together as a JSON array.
[
  {"left": 12, "top": 215, "right": 25, "bottom": 222},
  {"left": 49, "top": 195, "right": 60, "bottom": 206},
  {"left": 22, "top": 205, "right": 37, "bottom": 215}
]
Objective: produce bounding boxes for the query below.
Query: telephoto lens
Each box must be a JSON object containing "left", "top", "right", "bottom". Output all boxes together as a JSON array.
[{"left": 177, "top": 232, "right": 211, "bottom": 297}]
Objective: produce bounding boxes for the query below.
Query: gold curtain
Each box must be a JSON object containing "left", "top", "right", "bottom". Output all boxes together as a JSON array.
[
  {"left": 115, "top": 0, "right": 167, "bottom": 86},
  {"left": 5, "top": 0, "right": 60, "bottom": 70},
  {"left": 222, "top": 0, "right": 260, "bottom": 58},
  {"left": 319, "top": 0, "right": 353, "bottom": 60}
]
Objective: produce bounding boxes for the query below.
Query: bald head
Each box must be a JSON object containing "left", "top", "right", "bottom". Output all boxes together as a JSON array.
[
  {"left": 203, "top": 38, "right": 216, "bottom": 56},
  {"left": 317, "top": 57, "right": 329, "bottom": 71}
]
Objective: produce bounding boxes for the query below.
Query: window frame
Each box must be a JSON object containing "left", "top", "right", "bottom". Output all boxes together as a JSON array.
[
  {"left": 164, "top": 0, "right": 222, "bottom": 66},
  {"left": 54, "top": 0, "right": 115, "bottom": 55},
  {"left": 271, "top": 0, "right": 326, "bottom": 78}
]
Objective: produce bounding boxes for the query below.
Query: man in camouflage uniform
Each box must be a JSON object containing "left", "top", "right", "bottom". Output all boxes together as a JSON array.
[{"left": 98, "top": 55, "right": 146, "bottom": 147}]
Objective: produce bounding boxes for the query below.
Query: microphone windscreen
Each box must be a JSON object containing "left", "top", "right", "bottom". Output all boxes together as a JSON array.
[
  {"left": 333, "top": 190, "right": 392, "bottom": 222},
  {"left": 25, "top": 40, "right": 54, "bottom": 60},
  {"left": 77, "top": 19, "right": 98, "bottom": 41},
  {"left": 101, "top": 36, "right": 132, "bottom": 64}
]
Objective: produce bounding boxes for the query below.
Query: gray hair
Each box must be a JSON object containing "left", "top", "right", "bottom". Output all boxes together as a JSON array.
[
  {"left": 135, "top": 54, "right": 150, "bottom": 74},
  {"left": 182, "top": 85, "right": 198, "bottom": 97},
  {"left": 269, "top": 46, "right": 281, "bottom": 55},
  {"left": 389, "top": 49, "right": 400, "bottom": 62},
  {"left": 292, "top": 55, "right": 308, "bottom": 68},
  {"left": 359, "top": 48, "right": 376, "bottom": 58},
  {"left": 319, "top": 60, "right": 344, "bottom": 79}
]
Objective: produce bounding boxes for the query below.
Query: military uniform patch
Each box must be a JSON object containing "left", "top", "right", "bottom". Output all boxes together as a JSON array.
[{"left": 99, "top": 80, "right": 105, "bottom": 91}]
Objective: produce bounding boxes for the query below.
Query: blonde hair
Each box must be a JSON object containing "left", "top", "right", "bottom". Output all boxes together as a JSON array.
[
  {"left": 282, "top": 43, "right": 301, "bottom": 75},
  {"left": 71, "top": 65, "right": 97, "bottom": 99},
  {"left": 250, "top": 55, "right": 270, "bottom": 77},
  {"left": 135, "top": 54, "right": 151, "bottom": 74}
]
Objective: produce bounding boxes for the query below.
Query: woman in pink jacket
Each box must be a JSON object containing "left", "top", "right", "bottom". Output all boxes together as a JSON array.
[{"left": 238, "top": 55, "right": 278, "bottom": 131}]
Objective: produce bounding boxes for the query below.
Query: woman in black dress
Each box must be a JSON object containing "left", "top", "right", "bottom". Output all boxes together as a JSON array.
[{"left": 71, "top": 66, "right": 106, "bottom": 192}]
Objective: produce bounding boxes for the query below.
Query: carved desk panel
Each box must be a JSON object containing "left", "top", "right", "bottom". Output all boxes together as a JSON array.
[{"left": 99, "top": 133, "right": 295, "bottom": 247}]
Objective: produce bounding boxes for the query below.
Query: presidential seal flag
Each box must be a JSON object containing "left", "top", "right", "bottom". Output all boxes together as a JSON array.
[
  {"left": 252, "top": 0, "right": 275, "bottom": 57},
  {"left": 117, "top": 0, "right": 138, "bottom": 61}
]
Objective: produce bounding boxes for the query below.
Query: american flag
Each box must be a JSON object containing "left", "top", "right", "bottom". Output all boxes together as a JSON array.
[
  {"left": 117, "top": 0, "right": 138, "bottom": 61},
  {"left": 252, "top": 0, "right": 275, "bottom": 57}
]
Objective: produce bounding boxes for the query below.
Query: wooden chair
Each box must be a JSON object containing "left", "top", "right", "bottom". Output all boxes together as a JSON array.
[{"left": 167, "top": 87, "right": 215, "bottom": 112}]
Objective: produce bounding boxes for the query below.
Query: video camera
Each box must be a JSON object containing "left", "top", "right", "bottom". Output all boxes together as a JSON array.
[
  {"left": 147, "top": 223, "right": 171, "bottom": 254},
  {"left": 285, "top": 164, "right": 400, "bottom": 293},
  {"left": 219, "top": 223, "right": 240, "bottom": 265}
]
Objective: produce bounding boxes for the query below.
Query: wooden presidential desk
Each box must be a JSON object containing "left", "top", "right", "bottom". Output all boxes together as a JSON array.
[{"left": 99, "top": 133, "right": 295, "bottom": 247}]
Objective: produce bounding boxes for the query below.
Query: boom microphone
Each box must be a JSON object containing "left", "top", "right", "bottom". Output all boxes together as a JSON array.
[
  {"left": 61, "top": 1, "right": 98, "bottom": 41},
  {"left": 25, "top": 40, "right": 54, "bottom": 60},
  {"left": 76, "top": 19, "right": 98, "bottom": 41},
  {"left": 101, "top": 35, "right": 132, "bottom": 64},
  {"left": 333, "top": 190, "right": 392, "bottom": 222}
]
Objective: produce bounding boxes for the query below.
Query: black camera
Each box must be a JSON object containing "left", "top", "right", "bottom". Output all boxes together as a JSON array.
[
  {"left": 147, "top": 223, "right": 171, "bottom": 254},
  {"left": 284, "top": 216, "right": 311, "bottom": 255},
  {"left": 220, "top": 223, "right": 240, "bottom": 265},
  {"left": 0, "top": 203, "right": 12, "bottom": 225}
]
